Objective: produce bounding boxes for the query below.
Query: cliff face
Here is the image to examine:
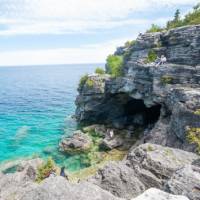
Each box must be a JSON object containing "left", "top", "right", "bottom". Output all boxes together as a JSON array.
[{"left": 75, "top": 25, "right": 200, "bottom": 153}]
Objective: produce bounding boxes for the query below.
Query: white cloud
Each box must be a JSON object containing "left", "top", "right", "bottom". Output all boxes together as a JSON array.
[
  {"left": 0, "top": 37, "right": 134, "bottom": 66},
  {"left": 0, "top": 0, "right": 198, "bottom": 35}
]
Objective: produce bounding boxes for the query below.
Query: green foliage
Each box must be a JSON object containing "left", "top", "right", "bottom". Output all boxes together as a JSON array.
[
  {"left": 145, "top": 50, "right": 157, "bottom": 63},
  {"left": 79, "top": 74, "right": 88, "bottom": 89},
  {"left": 194, "top": 109, "right": 200, "bottom": 115},
  {"left": 166, "top": 5, "right": 200, "bottom": 29},
  {"left": 95, "top": 67, "right": 105, "bottom": 75},
  {"left": 36, "top": 157, "right": 56, "bottom": 183},
  {"left": 106, "top": 55, "right": 124, "bottom": 77},
  {"left": 146, "top": 4, "right": 200, "bottom": 33},
  {"left": 147, "top": 145, "right": 154, "bottom": 152},
  {"left": 124, "top": 40, "right": 136, "bottom": 48},
  {"left": 86, "top": 79, "right": 94, "bottom": 88},
  {"left": 146, "top": 24, "right": 163, "bottom": 33},
  {"left": 186, "top": 127, "right": 200, "bottom": 154},
  {"left": 160, "top": 75, "right": 174, "bottom": 84}
]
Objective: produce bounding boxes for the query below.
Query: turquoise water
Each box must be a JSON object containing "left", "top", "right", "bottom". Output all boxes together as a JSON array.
[{"left": 0, "top": 64, "right": 98, "bottom": 171}]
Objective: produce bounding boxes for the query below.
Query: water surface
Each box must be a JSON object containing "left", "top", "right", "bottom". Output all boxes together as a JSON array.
[{"left": 0, "top": 64, "right": 98, "bottom": 171}]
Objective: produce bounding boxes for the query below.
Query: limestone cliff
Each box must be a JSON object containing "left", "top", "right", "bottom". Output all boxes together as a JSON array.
[{"left": 75, "top": 25, "right": 200, "bottom": 153}]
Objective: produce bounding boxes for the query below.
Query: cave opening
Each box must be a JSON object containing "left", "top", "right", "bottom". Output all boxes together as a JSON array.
[{"left": 123, "top": 98, "right": 161, "bottom": 127}]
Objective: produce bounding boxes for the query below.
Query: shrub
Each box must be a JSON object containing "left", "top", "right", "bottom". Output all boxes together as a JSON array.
[
  {"left": 145, "top": 50, "right": 157, "bottom": 63},
  {"left": 106, "top": 55, "right": 124, "bottom": 77},
  {"left": 86, "top": 79, "right": 94, "bottom": 88},
  {"left": 95, "top": 67, "right": 105, "bottom": 75},
  {"left": 124, "top": 40, "right": 136, "bottom": 48},
  {"left": 160, "top": 76, "right": 174, "bottom": 84},
  {"left": 194, "top": 109, "right": 200, "bottom": 115},
  {"left": 186, "top": 127, "right": 200, "bottom": 154},
  {"left": 146, "top": 24, "right": 163, "bottom": 33},
  {"left": 79, "top": 74, "right": 88, "bottom": 89},
  {"left": 36, "top": 157, "right": 56, "bottom": 183}
]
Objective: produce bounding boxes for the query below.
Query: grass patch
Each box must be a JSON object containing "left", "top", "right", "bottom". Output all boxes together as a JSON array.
[
  {"left": 36, "top": 157, "right": 57, "bottom": 183},
  {"left": 86, "top": 79, "right": 94, "bottom": 88},
  {"left": 161, "top": 76, "right": 174, "bottom": 84},
  {"left": 186, "top": 127, "right": 200, "bottom": 154},
  {"left": 69, "top": 149, "right": 127, "bottom": 183},
  {"left": 194, "top": 109, "right": 200, "bottom": 115},
  {"left": 147, "top": 145, "right": 154, "bottom": 152}
]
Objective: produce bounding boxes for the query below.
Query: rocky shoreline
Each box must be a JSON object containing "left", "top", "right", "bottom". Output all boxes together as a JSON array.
[{"left": 1, "top": 25, "right": 200, "bottom": 200}]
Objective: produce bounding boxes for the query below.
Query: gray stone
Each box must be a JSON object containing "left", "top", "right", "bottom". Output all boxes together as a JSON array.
[
  {"left": 90, "top": 144, "right": 199, "bottom": 199},
  {"left": 132, "top": 188, "right": 189, "bottom": 200},
  {"left": 165, "top": 165, "right": 200, "bottom": 200},
  {"left": 21, "top": 176, "right": 123, "bottom": 200},
  {"left": 89, "top": 162, "right": 145, "bottom": 199},
  {"left": 59, "top": 130, "right": 92, "bottom": 153}
]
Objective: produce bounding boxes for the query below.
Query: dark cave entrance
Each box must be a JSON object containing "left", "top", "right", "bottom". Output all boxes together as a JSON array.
[{"left": 124, "top": 98, "right": 161, "bottom": 126}]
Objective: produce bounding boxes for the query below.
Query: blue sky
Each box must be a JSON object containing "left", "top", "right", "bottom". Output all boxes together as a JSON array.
[{"left": 0, "top": 0, "right": 198, "bottom": 66}]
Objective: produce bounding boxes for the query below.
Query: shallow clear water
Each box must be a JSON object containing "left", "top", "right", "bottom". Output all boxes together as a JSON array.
[{"left": 0, "top": 64, "right": 98, "bottom": 171}]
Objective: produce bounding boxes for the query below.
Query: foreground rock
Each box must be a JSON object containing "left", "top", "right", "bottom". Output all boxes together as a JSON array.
[
  {"left": 0, "top": 173, "right": 123, "bottom": 200},
  {"left": 165, "top": 165, "right": 200, "bottom": 200},
  {"left": 90, "top": 143, "right": 199, "bottom": 199},
  {"left": 132, "top": 188, "right": 189, "bottom": 200},
  {"left": 59, "top": 130, "right": 92, "bottom": 153},
  {"left": 0, "top": 158, "right": 43, "bottom": 200}
]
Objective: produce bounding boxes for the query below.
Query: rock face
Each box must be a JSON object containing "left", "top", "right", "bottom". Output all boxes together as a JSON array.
[
  {"left": 0, "top": 168, "right": 123, "bottom": 200},
  {"left": 132, "top": 188, "right": 189, "bottom": 200},
  {"left": 20, "top": 176, "right": 122, "bottom": 200},
  {"left": 75, "top": 25, "right": 200, "bottom": 153},
  {"left": 59, "top": 130, "right": 92, "bottom": 153},
  {"left": 89, "top": 143, "right": 199, "bottom": 199},
  {"left": 165, "top": 165, "right": 200, "bottom": 200}
]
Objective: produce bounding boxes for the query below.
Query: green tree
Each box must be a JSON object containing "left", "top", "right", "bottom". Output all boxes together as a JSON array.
[
  {"left": 95, "top": 67, "right": 105, "bottom": 75},
  {"left": 106, "top": 55, "right": 123, "bottom": 77},
  {"left": 174, "top": 9, "right": 180, "bottom": 22},
  {"left": 146, "top": 24, "right": 163, "bottom": 33}
]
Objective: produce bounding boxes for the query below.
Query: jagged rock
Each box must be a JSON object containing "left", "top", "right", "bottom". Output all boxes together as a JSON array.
[
  {"left": 89, "top": 144, "right": 199, "bottom": 199},
  {"left": 126, "top": 143, "right": 199, "bottom": 180},
  {"left": 132, "top": 188, "right": 189, "bottom": 200},
  {"left": 75, "top": 25, "right": 200, "bottom": 152},
  {"left": 21, "top": 176, "right": 123, "bottom": 200},
  {"left": 89, "top": 162, "right": 145, "bottom": 199},
  {"left": 0, "top": 158, "right": 43, "bottom": 200},
  {"left": 99, "top": 136, "right": 124, "bottom": 150},
  {"left": 165, "top": 165, "right": 200, "bottom": 200},
  {"left": 59, "top": 130, "right": 92, "bottom": 153}
]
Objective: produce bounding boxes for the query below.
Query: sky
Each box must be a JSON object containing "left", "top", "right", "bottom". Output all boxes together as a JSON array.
[{"left": 0, "top": 0, "right": 198, "bottom": 66}]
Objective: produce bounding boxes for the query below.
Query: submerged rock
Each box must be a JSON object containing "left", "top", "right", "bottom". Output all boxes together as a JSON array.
[{"left": 59, "top": 130, "right": 92, "bottom": 153}]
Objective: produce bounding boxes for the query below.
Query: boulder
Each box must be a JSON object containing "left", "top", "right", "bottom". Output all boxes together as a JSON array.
[
  {"left": 126, "top": 143, "right": 199, "bottom": 180},
  {"left": 89, "top": 162, "right": 145, "bottom": 199},
  {"left": 59, "top": 130, "right": 92, "bottom": 153},
  {"left": 99, "top": 136, "right": 124, "bottom": 150},
  {"left": 90, "top": 144, "right": 199, "bottom": 199},
  {"left": 20, "top": 176, "right": 123, "bottom": 200},
  {"left": 132, "top": 188, "right": 189, "bottom": 200},
  {"left": 165, "top": 165, "right": 200, "bottom": 200},
  {"left": 0, "top": 158, "right": 43, "bottom": 200}
]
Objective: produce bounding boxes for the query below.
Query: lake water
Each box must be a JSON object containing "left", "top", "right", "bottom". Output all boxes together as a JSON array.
[{"left": 0, "top": 64, "right": 99, "bottom": 171}]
